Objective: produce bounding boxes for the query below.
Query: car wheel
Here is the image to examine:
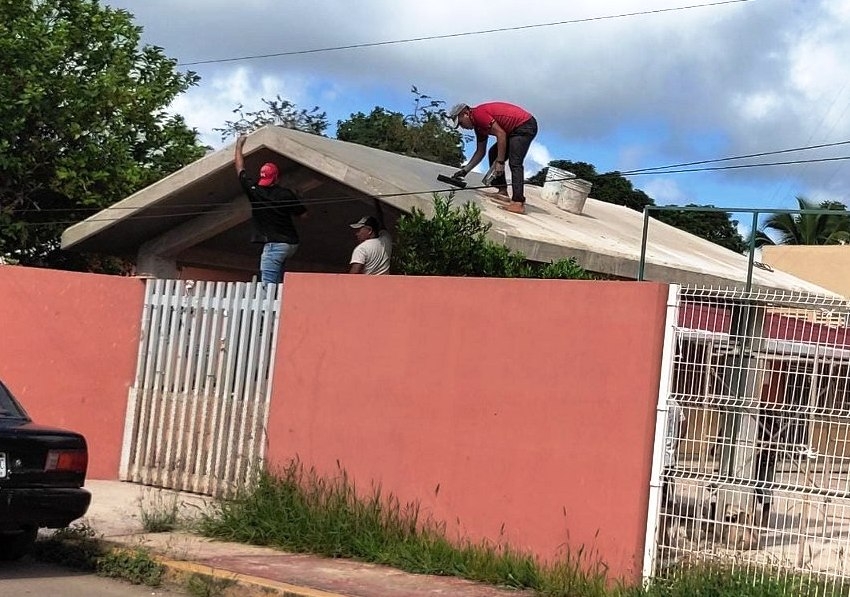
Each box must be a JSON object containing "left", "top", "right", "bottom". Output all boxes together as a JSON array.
[{"left": 0, "top": 528, "right": 38, "bottom": 561}]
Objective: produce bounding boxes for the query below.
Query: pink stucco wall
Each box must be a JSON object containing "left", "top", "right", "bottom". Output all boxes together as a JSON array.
[
  {"left": 0, "top": 266, "right": 669, "bottom": 579},
  {"left": 0, "top": 266, "right": 144, "bottom": 479},
  {"left": 267, "top": 274, "right": 668, "bottom": 582}
]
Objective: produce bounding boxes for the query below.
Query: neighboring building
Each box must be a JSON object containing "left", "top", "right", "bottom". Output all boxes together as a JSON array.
[
  {"left": 762, "top": 245, "right": 850, "bottom": 298},
  {"left": 62, "top": 126, "right": 833, "bottom": 295},
  {"left": 675, "top": 300, "right": 850, "bottom": 462}
]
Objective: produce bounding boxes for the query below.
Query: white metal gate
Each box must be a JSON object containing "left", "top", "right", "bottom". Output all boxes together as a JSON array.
[
  {"left": 645, "top": 285, "right": 850, "bottom": 588},
  {"left": 119, "top": 279, "right": 282, "bottom": 497}
]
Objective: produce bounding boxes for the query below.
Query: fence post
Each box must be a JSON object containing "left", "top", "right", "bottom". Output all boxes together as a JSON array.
[
  {"left": 638, "top": 206, "right": 651, "bottom": 281},
  {"left": 643, "top": 283, "right": 681, "bottom": 581},
  {"left": 745, "top": 211, "right": 759, "bottom": 292}
]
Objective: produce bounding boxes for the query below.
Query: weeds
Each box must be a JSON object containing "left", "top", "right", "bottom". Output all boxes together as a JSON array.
[
  {"left": 199, "top": 460, "right": 608, "bottom": 595},
  {"left": 31, "top": 523, "right": 104, "bottom": 570},
  {"left": 32, "top": 523, "right": 163, "bottom": 587},
  {"left": 185, "top": 573, "right": 235, "bottom": 597},
  {"left": 621, "top": 563, "right": 850, "bottom": 597},
  {"left": 97, "top": 548, "right": 164, "bottom": 586},
  {"left": 36, "top": 476, "right": 850, "bottom": 597},
  {"left": 139, "top": 489, "right": 181, "bottom": 533},
  {"left": 198, "top": 460, "right": 850, "bottom": 597}
]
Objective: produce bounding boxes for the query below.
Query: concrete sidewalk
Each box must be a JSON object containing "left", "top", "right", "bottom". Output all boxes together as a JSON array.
[{"left": 77, "top": 480, "right": 533, "bottom": 597}]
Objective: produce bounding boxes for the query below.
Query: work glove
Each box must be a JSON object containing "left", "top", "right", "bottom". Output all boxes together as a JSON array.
[{"left": 452, "top": 168, "right": 468, "bottom": 179}]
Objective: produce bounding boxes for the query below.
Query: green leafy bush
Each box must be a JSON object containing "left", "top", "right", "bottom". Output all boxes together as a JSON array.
[{"left": 392, "top": 194, "right": 592, "bottom": 279}]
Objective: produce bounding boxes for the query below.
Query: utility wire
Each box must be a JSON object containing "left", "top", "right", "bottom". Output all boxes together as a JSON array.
[
  {"left": 178, "top": 1, "right": 753, "bottom": 66},
  {"left": 618, "top": 139, "right": 850, "bottom": 176},
  {"left": 625, "top": 155, "right": 850, "bottom": 176},
  {"left": 13, "top": 152, "right": 850, "bottom": 227},
  {"left": 14, "top": 136, "right": 848, "bottom": 216}
]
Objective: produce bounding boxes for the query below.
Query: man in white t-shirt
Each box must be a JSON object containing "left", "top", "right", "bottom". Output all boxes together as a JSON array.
[{"left": 348, "top": 216, "right": 392, "bottom": 275}]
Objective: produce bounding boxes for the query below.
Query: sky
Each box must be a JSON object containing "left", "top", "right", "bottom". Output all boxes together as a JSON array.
[{"left": 106, "top": 0, "right": 850, "bottom": 234}]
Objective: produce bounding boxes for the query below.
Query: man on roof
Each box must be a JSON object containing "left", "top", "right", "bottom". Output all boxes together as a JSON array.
[{"left": 448, "top": 101, "right": 538, "bottom": 215}]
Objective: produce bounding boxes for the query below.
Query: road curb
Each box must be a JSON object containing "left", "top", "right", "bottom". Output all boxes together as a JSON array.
[
  {"left": 95, "top": 537, "right": 351, "bottom": 597},
  {"left": 158, "top": 556, "right": 349, "bottom": 597}
]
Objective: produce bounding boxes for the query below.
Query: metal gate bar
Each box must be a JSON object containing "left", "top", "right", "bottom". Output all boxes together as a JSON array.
[{"left": 119, "top": 280, "right": 282, "bottom": 497}]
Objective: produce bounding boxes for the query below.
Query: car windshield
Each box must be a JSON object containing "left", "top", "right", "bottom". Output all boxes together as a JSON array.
[{"left": 0, "top": 381, "right": 27, "bottom": 419}]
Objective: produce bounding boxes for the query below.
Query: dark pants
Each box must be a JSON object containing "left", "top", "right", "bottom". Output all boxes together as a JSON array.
[
  {"left": 487, "top": 116, "right": 538, "bottom": 203},
  {"left": 754, "top": 412, "right": 779, "bottom": 522}
]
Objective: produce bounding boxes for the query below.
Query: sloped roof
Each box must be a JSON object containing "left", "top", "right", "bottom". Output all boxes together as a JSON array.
[{"left": 61, "top": 126, "right": 839, "bottom": 296}]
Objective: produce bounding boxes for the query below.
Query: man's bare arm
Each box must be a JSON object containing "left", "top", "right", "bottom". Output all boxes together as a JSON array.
[
  {"left": 234, "top": 135, "right": 246, "bottom": 173},
  {"left": 489, "top": 122, "right": 508, "bottom": 173}
]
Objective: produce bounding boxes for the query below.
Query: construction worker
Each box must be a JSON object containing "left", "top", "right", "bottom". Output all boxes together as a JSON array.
[{"left": 448, "top": 102, "right": 538, "bottom": 214}]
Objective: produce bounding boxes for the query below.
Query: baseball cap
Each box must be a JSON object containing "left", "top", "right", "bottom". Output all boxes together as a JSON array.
[
  {"left": 446, "top": 103, "right": 468, "bottom": 127},
  {"left": 349, "top": 216, "right": 381, "bottom": 232},
  {"left": 258, "top": 162, "right": 279, "bottom": 187}
]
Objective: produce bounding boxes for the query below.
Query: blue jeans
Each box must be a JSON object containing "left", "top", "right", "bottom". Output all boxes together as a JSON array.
[{"left": 260, "top": 242, "right": 298, "bottom": 284}]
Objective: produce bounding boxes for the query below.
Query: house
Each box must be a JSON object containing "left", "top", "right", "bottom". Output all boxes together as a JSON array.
[
  {"left": 761, "top": 244, "right": 850, "bottom": 300},
  {"left": 674, "top": 293, "right": 850, "bottom": 464},
  {"left": 61, "top": 126, "right": 835, "bottom": 295}
]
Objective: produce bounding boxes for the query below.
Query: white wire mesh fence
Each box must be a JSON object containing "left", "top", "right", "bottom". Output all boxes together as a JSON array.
[{"left": 646, "top": 285, "right": 850, "bottom": 591}]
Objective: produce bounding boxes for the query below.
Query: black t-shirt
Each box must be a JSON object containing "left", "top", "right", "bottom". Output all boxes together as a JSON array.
[{"left": 239, "top": 170, "right": 307, "bottom": 244}]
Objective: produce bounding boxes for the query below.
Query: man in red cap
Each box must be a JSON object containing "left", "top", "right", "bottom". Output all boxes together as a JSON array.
[
  {"left": 448, "top": 101, "right": 538, "bottom": 214},
  {"left": 235, "top": 135, "right": 307, "bottom": 284}
]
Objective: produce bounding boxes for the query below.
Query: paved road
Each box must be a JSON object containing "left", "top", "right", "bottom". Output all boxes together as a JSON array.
[{"left": 0, "top": 559, "right": 185, "bottom": 596}]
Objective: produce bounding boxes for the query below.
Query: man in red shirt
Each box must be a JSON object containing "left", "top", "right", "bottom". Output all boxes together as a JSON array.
[{"left": 448, "top": 101, "right": 538, "bottom": 214}]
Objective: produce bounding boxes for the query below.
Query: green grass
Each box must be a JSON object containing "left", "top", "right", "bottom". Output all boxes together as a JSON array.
[
  {"left": 31, "top": 524, "right": 103, "bottom": 570},
  {"left": 138, "top": 490, "right": 181, "bottom": 533},
  {"left": 198, "top": 460, "right": 608, "bottom": 595},
  {"left": 32, "top": 524, "right": 164, "bottom": 587},
  {"left": 622, "top": 564, "right": 849, "bottom": 597},
  {"left": 97, "top": 548, "right": 164, "bottom": 586},
  {"left": 198, "top": 459, "right": 848, "bottom": 597},
  {"left": 185, "top": 573, "right": 235, "bottom": 597}
]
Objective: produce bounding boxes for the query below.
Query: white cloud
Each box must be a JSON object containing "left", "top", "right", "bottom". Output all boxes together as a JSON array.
[
  {"left": 463, "top": 140, "right": 550, "bottom": 180},
  {"left": 526, "top": 141, "right": 552, "bottom": 175},
  {"left": 734, "top": 92, "right": 782, "bottom": 122},
  {"left": 105, "top": 0, "right": 850, "bottom": 202},
  {"left": 642, "top": 178, "right": 688, "bottom": 205},
  {"left": 170, "top": 67, "right": 311, "bottom": 147}
]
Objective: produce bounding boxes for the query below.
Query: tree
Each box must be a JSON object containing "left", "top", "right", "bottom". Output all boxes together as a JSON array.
[
  {"left": 755, "top": 196, "right": 850, "bottom": 246},
  {"left": 336, "top": 87, "right": 465, "bottom": 166},
  {"left": 1, "top": 0, "right": 206, "bottom": 270},
  {"left": 392, "top": 194, "right": 592, "bottom": 279},
  {"left": 529, "top": 161, "right": 747, "bottom": 253},
  {"left": 653, "top": 206, "right": 748, "bottom": 253},
  {"left": 214, "top": 95, "right": 329, "bottom": 140}
]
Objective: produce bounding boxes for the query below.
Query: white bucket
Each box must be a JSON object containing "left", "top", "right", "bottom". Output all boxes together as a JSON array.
[{"left": 542, "top": 167, "right": 591, "bottom": 214}]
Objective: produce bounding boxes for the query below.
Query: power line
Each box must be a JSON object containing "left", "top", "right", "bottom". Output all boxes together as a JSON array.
[
  {"left": 15, "top": 136, "right": 848, "bottom": 216},
  {"left": 178, "top": 1, "right": 753, "bottom": 66},
  {"left": 625, "top": 154, "right": 850, "bottom": 176},
  {"left": 13, "top": 152, "right": 850, "bottom": 228},
  {"left": 618, "top": 139, "right": 850, "bottom": 176}
]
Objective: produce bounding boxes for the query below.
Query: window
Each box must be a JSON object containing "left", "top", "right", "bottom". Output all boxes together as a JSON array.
[{"left": 0, "top": 381, "right": 28, "bottom": 419}]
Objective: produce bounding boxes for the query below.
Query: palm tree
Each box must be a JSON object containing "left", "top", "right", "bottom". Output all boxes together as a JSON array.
[{"left": 754, "top": 196, "right": 850, "bottom": 246}]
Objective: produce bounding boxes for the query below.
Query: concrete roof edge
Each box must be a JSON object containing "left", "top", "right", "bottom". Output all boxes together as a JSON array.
[
  {"left": 60, "top": 143, "right": 238, "bottom": 250},
  {"left": 252, "top": 126, "right": 436, "bottom": 215},
  {"left": 498, "top": 232, "right": 842, "bottom": 297}
]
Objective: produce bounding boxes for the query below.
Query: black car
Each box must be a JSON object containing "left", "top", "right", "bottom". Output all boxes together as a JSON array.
[{"left": 0, "top": 379, "right": 91, "bottom": 560}]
